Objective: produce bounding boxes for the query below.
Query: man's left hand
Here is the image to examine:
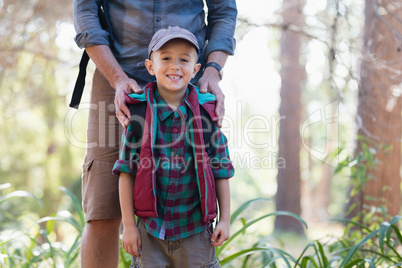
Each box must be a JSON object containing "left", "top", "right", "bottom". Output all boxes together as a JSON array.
[{"left": 198, "top": 67, "right": 225, "bottom": 128}]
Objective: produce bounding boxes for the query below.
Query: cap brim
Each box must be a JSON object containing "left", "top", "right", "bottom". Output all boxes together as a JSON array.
[{"left": 149, "top": 34, "right": 199, "bottom": 58}]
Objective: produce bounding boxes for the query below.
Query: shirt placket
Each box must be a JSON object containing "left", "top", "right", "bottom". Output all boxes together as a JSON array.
[
  {"left": 164, "top": 113, "right": 183, "bottom": 238},
  {"left": 154, "top": 0, "right": 162, "bottom": 31}
]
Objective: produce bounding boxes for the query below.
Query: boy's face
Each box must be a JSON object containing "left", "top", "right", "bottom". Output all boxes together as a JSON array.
[{"left": 145, "top": 39, "right": 201, "bottom": 95}]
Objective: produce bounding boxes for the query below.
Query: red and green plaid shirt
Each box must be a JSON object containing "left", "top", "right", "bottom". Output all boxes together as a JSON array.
[{"left": 113, "top": 89, "right": 234, "bottom": 241}]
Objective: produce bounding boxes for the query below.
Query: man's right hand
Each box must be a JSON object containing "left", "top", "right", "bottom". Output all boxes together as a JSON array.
[
  {"left": 114, "top": 77, "right": 143, "bottom": 128},
  {"left": 85, "top": 45, "right": 144, "bottom": 128}
]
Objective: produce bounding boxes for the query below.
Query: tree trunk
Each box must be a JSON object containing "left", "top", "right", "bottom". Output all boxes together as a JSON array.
[
  {"left": 275, "top": 0, "right": 305, "bottom": 234},
  {"left": 352, "top": 0, "right": 402, "bottom": 218}
]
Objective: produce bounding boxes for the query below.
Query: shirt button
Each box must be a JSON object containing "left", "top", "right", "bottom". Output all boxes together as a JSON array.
[
  {"left": 173, "top": 128, "right": 178, "bottom": 133},
  {"left": 156, "top": 17, "right": 161, "bottom": 22}
]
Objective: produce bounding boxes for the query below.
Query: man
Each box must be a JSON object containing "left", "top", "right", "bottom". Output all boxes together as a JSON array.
[{"left": 73, "top": 0, "right": 237, "bottom": 267}]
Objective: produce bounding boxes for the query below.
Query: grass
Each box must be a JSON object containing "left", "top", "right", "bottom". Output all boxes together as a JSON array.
[{"left": 1, "top": 185, "right": 402, "bottom": 267}]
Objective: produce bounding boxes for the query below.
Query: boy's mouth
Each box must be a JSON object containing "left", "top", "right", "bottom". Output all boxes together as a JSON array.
[{"left": 167, "top": 75, "right": 182, "bottom": 81}]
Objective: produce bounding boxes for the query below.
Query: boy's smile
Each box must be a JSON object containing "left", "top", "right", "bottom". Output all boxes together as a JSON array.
[{"left": 145, "top": 39, "right": 201, "bottom": 107}]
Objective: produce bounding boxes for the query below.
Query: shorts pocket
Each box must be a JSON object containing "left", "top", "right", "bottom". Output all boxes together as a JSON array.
[
  {"left": 202, "top": 259, "right": 221, "bottom": 268},
  {"left": 82, "top": 158, "right": 95, "bottom": 173},
  {"left": 81, "top": 158, "right": 94, "bottom": 190}
]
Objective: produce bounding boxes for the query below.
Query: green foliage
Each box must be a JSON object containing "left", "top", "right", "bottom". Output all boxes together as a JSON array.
[
  {"left": 296, "top": 139, "right": 400, "bottom": 267},
  {"left": 217, "top": 198, "right": 402, "bottom": 267},
  {"left": 0, "top": 184, "right": 43, "bottom": 209},
  {"left": 0, "top": 185, "right": 148, "bottom": 268},
  {"left": 119, "top": 243, "right": 133, "bottom": 268},
  {"left": 331, "top": 136, "right": 392, "bottom": 224},
  {"left": 330, "top": 137, "right": 394, "bottom": 260},
  {"left": 333, "top": 135, "right": 391, "bottom": 197},
  {"left": 333, "top": 136, "right": 380, "bottom": 190},
  {"left": 0, "top": 0, "right": 84, "bottom": 227},
  {"left": 2, "top": 188, "right": 402, "bottom": 267},
  {"left": 217, "top": 198, "right": 307, "bottom": 267},
  {"left": 295, "top": 216, "right": 402, "bottom": 268},
  {"left": 0, "top": 186, "right": 83, "bottom": 267}
]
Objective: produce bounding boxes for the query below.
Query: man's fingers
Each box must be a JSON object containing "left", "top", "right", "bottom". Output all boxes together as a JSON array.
[
  {"left": 120, "top": 103, "right": 131, "bottom": 119},
  {"left": 198, "top": 80, "right": 208, "bottom": 93},
  {"left": 128, "top": 80, "right": 143, "bottom": 94},
  {"left": 216, "top": 106, "right": 224, "bottom": 128},
  {"left": 116, "top": 109, "right": 130, "bottom": 128},
  {"left": 132, "top": 86, "right": 143, "bottom": 94},
  {"left": 215, "top": 96, "right": 225, "bottom": 128},
  {"left": 217, "top": 118, "right": 223, "bottom": 128},
  {"left": 199, "top": 87, "right": 208, "bottom": 93},
  {"left": 115, "top": 91, "right": 131, "bottom": 127}
]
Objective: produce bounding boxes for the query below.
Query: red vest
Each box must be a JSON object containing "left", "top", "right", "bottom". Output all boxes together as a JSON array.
[{"left": 125, "top": 82, "right": 218, "bottom": 222}]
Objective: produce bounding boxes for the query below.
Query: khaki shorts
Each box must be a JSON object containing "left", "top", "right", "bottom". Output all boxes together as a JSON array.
[
  {"left": 81, "top": 69, "right": 122, "bottom": 222},
  {"left": 130, "top": 219, "right": 220, "bottom": 268}
]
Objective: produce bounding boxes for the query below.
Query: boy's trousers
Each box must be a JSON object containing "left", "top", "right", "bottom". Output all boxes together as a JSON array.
[{"left": 130, "top": 219, "right": 221, "bottom": 268}]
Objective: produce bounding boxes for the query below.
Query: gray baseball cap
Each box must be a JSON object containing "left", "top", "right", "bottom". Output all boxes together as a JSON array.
[{"left": 148, "top": 26, "right": 199, "bottom": 58}]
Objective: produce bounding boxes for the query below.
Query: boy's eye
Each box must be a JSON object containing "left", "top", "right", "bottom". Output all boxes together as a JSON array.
[
  {"left": 162, "top": 57, "right": 170, "bottom": 60},
  {"left": 181, "top": 59, "right": 189, "bottom": 62}
]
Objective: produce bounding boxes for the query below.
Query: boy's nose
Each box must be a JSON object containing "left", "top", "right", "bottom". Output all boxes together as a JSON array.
[{"left": 170, "top": 60, "right": 180, "bottom": 70}]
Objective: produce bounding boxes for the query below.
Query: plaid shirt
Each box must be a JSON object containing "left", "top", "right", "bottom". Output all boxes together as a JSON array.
[{"left": 113, "top": 89, "right": 234, "bottom": 241}]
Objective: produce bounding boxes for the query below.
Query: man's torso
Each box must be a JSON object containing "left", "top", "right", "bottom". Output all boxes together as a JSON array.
[{"left": 104, "top": 0, "right": 207, "bottom": 83}]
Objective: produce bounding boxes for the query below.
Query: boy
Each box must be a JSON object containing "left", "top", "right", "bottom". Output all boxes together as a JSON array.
[{"left": 112, "top": 26, "right": 234, "bottom": 267}]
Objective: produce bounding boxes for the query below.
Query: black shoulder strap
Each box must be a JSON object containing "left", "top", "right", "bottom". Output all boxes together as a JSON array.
[
  {"left": 129, "top": 102, "right": 147, "bottom": 144},
  {"left": 200, "top": 106, "right": 214, "bottom": 157},
  {"left": 69, "top": 51, "right": 90, "bottom": 108},
  {"left": 69, "top": 3, "right": 110, "bottom": 109}
]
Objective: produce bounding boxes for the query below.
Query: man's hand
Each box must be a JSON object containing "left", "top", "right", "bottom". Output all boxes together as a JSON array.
[
  {"left": 122, "top": 225, "right": 142, "bottom": 257},
  {"left": 198, "top": 67, "right": 225, "bottom": 128},
  {"left": 114, "top": 77, "right": 143, "bottom": 128},
  {"left": 211, "top": 220, "right": 230, "bottom": 247},
  {"left": 85, "top": 45, "right": 144, "bottom": 128}
]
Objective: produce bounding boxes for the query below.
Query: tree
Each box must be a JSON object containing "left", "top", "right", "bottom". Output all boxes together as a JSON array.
[
  {"left": 275, "top": 0, "right": 306, "bottom": 234},
  {"left": 0, "top": 0, "right": 81, "bottom": 224},
  {"left": 351, "top": 0, "right": 402, "bottom": 219}
]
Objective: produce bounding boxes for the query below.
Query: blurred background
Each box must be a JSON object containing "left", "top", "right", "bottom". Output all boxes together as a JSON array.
[{"left": 1, "top": 0, "right": 401, "bottom": 266}]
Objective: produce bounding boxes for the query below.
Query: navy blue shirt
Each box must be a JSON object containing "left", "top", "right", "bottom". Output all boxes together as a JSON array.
[{"left": 73, "top": 0, "right": 237, "bottom": 85}]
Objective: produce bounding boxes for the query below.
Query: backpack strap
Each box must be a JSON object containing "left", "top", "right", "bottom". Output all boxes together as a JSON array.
[
  {"left": 129, "top": 101, "right": 147, "bottom": 146},
  {"left": 69, "top": 3, "right": 110, "bottom": 109},
  {"left": 200, "top": 106, "right": 214, "bottom": 157},
  {"left": 127, "top": 101, "right": 214, "bottom": 156},
  {"left": 69, "top": 51, "right": 90, "bottom": 108}
]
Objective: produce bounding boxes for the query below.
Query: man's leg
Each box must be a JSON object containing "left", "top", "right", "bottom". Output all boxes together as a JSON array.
[
  {"left": 80, "top": 69, "right": 122, "bottom": 267},
  {"left": 81, "top": 218, "right": 121, "bottom": 267}
]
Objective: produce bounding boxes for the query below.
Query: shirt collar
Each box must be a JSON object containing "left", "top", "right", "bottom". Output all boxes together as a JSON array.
[{"left": 154, "top": 88, "right": 189, "bottom": 122}]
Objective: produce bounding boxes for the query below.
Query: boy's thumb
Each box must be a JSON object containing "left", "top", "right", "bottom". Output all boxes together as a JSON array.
[{"left": 211, "top": 230, "right": 218, "bottom": 242}]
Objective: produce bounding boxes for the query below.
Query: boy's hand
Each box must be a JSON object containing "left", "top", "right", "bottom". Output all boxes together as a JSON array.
[
  {"left": 122, "top": 225, "right": 142, "bottom": 257},
  {"left": 211, "top": 220, "right": 230, "bottom": 247}
]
